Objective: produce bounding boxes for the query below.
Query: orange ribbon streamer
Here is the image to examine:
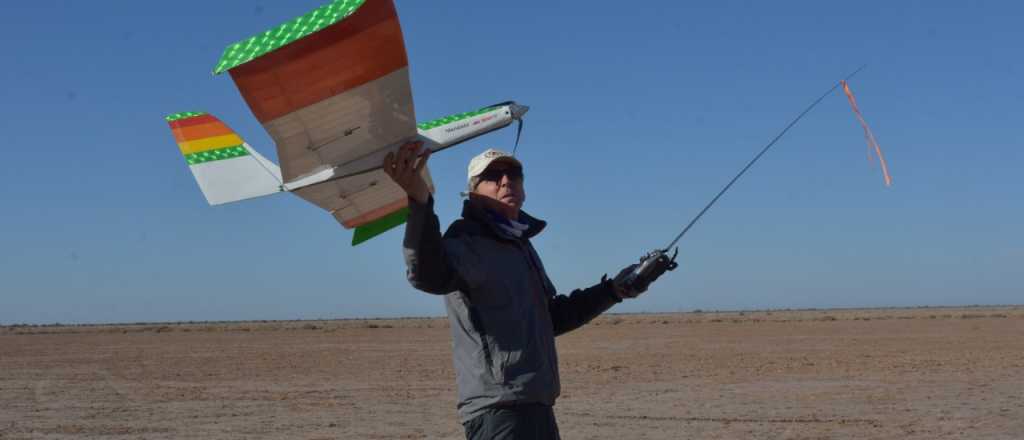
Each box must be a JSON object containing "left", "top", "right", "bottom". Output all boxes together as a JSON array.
[{"left": 840, "top": 80, "right": 893, "bottom": 187}]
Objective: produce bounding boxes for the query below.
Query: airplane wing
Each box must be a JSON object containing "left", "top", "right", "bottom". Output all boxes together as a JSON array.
[
  {"left": 215, "top": 0, "right": 422, "bottom": 238},
  {"left": 186, "top": 0, "right": 529, "bottom": 245}
]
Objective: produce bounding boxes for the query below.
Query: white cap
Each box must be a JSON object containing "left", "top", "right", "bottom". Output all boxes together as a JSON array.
[{"left": 467, "top": 148, "right": 522, "bottom": 187}]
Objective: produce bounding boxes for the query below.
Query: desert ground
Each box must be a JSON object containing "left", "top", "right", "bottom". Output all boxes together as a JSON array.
[{"left": 2, "top": 306, "right": 1022, "bottom": 439}]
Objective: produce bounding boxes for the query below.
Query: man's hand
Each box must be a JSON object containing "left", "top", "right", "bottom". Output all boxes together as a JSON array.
[
  {"left": 611, "top": 264, "right": 641, "bottom": 299},
  {"left": 610, "top": 249, "right": 679, "bottom": 299},
  {"left": 383, "top": 142, "right": 432, "bottom": 204}
]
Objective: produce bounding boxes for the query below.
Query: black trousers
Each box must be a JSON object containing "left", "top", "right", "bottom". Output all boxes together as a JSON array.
[{"left": 463, "top": 404, "right": 561, "bottom": 440}]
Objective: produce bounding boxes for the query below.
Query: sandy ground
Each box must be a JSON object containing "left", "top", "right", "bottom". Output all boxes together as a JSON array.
[{"left": 2, "top": 307, "right": 1022, "bottom": 439}]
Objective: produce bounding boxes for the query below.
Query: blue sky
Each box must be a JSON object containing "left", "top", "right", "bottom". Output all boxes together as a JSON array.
[{"left": 1, "top": 1, "right": 1020, "bottom": 324}]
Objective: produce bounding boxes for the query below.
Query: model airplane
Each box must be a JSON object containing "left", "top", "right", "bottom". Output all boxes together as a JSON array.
[{"left": 166, "top": 0, "right": 528, "bottom": 245}]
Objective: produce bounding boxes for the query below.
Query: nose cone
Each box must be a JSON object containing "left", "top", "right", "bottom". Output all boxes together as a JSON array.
[{"left": 509, "top": 103, "right": 530, "bottom": 120}]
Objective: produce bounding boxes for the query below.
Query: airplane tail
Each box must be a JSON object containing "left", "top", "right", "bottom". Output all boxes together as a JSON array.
[{"left": 166, "top": 111, "right": 283, "bottom": 205}]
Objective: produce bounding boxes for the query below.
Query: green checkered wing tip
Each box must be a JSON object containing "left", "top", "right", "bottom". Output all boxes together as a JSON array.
[{"left": 213, "top": 0, "right": 368, "bottom": 74}]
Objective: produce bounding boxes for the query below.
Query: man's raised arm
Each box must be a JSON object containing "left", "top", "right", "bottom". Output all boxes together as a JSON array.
[{"left": 384, "top": 143, "right": 460, "bottom": 294}]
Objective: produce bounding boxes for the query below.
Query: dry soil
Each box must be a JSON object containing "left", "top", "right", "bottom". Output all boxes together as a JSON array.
[{"left": 2, "top": 307, "right": 1022, "bottom": 439}]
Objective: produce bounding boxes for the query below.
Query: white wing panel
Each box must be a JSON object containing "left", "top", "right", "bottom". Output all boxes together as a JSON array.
[
  {"left": 293, "top": 167, "right": 433, "bottom": 228},
  {"left": 263, "top": 67, "right": 416, "bottom": 183},
  {"left": 189, "top": 147, "right": 283, "bottom": 205}
]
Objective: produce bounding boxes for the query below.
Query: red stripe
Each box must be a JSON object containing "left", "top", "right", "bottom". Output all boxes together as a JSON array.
[{"left": 168, "top": 114, "right": 218, "bottom": 129}]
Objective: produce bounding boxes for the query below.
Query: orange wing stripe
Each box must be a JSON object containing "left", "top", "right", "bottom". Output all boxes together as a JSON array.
[
  {"left": 229, "top": 0, "right": 408, "bottom": 123},
  {"left": 171, "top": 121, "right": 234, "bottom": 143},
  {"left": 342, "top": 197, "right": 408, "bottom": 228}
]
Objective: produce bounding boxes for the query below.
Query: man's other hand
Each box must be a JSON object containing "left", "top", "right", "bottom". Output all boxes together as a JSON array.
[
  {"left": 611, "top": 249, "right": 679, "bottom": 299},
  {"left": 611, "top": 264, "right": 642, "bottom": 299}
]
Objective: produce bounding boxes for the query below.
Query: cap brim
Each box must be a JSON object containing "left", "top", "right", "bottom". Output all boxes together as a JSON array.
[
  {"left": 489, "top": 156, "right": 522, "bottom": 169},
  {"left": 468, "top": 155, "right": 522, "bottom": 177}
]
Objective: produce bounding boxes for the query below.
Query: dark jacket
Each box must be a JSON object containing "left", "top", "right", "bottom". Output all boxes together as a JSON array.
[{"left": 403, "top": 196, "right": 621, "bottom": 423}]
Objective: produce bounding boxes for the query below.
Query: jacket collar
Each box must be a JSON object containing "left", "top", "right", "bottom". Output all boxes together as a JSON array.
[{"left": 461, "top": 199, "right": 546, "bottom": 241}]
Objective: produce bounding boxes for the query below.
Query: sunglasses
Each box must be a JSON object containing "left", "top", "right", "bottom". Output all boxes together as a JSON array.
[{"left": 477, "top": 166, "right": 524, "bottom": 183}]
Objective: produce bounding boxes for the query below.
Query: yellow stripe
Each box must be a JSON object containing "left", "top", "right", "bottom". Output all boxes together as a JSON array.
[{"left": 177, "top": 134, "right": 245, "bottom": 155}]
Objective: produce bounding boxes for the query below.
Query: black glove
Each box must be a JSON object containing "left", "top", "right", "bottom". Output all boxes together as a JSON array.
[
  {"left": 610, "top": 264, "right": 640, "bottom": 299},
  {"left": 609, "top": 249, "right": 679, "bottom": 299}
]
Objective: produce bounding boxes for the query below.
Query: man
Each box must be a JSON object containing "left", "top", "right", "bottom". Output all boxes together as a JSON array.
[{"left": 383, "top": 143, "right": 659, "bottom": 439}]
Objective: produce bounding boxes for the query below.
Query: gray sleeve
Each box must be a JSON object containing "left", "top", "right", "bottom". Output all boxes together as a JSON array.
[{"left": 403, "top": 196, "right": 461, "bottom": 295}]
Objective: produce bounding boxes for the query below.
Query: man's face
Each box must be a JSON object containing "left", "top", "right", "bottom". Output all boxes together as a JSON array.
[{"left": 472, "top": 161, "right": 526, "bottom": 217}]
